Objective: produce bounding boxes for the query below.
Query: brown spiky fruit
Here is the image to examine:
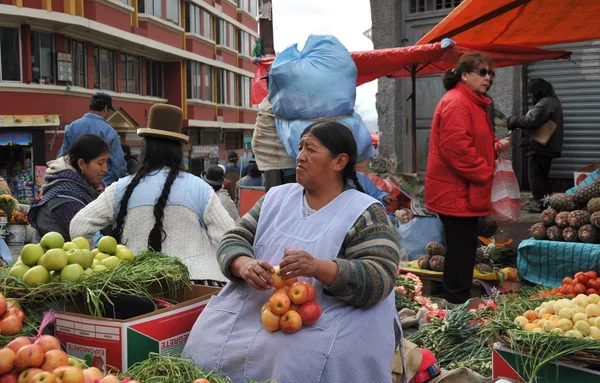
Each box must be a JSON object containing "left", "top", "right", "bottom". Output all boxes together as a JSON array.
[
  {"left": 555, "top": 211, "right": 570, "bottom": 228},
  {"left": 530, "top": 223, "right": 547, "bottom": 240},
  {"left": 428, "top": 255, "right": 445, "bottom": 272},
  {"left": 578, "top": 224, "right": 599, "bottom": 243},
  {"left": 475, "top": 246, "right": 486, "bottom": 264},
  {"left": 568, "top": 210, "right": 591, "bottom": 229},
  {"left": 591, "top": 211, "right": 600, "bottom": 229},
  {"left": 563, "top": 227, "right": 580, "bottom": 242},
  {"left": 546, "top": 226, "right": 563, "bottom": 241},
  {"left": 425, "top": 242, "right": 446, "bottom": 257},
  {"left": 573, "top": 184, "right": 600, "bottom": 208},
  {"left": 474, "top": 263, "right": 493, "bottom": 274},
  {"left": 588, "top": 198, "right": 600, "bottom": 214},
  {"left": 541, "top": 208, "right": 558, "bottom": 226},
  {"left": 548, "top": 193, "right": 576, "bottom": 212},
  {"left": 417, "top": 255, "right": 430, "bottom": 269}
]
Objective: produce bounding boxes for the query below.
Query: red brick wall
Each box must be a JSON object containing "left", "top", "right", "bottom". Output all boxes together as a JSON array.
[
  {"left": 186, "top": 38, "right": 215, "bottom": 58},
  {"left": 217, "top": 49, "right": 237, "bottom": 67},
  {"left": 219, "top": 0, "right": 237, "bottom": 18},
  {"left": 218, "top": 107, "right": 238, "bottom": 123},
  {"left": 85, "top": 1, "right": 133, "bottom": 32},
  {"left": 138, "top": 20, "right": 182, "bottom": 48},
  {"left": 239, "top": 57, "right": 255, "bottom": 72},
  {"left": 237, "top": 11, "right": 257, "bottom": 30},
  {"left": 20, "top": 25, "right": 32, "bottom": 84},
  {"left": 51, "top": 0, "right": 64, "bottom": 13},
  {"left": 163, "top": 61, "right": 183, "bottom": 107},
  {"left": 187, "top": 104, "right": 216, "bottom": 121},
  {"left": 239, "top": 110, "right": 257, "bottom": 124},
  {"left": 22, "top": 0, "right": 43, "bottom": 9}
]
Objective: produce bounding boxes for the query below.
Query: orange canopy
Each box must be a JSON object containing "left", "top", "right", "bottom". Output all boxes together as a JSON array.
[{"left": 417, "top": 0, "right": 600, "bottom": 46}]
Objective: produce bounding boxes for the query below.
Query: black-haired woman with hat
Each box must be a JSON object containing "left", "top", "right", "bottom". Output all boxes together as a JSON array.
[
  {"left": 70, "top": 104, "right": 235, "bottom": 286},
  {"left": 202, "top": 165, "right": 239, "bottom": 222}
]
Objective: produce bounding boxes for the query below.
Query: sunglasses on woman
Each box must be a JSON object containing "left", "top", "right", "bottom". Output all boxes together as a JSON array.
[{"left": 473, "top": 68, "right": 495, "bottom": 77}]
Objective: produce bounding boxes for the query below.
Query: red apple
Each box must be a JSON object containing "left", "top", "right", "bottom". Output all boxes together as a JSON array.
[
  {"left": 261, "top": 308, "right": 281, "bottom": 332},
  {"left": 6, "top": 337, "right": 31, "bottom": 354},
  {"left": 268, "top": 292, "right": 291, "bottom": 315},
  {"left": 29, "top": 372, "right": 55, "bottom": 383},
  {"left": 15, "top": 345, "right": 44, "bottom": 371},
  {"left": 98, "top": 375, "right": 120, "bottom": 383},
  {"left": 269, "top": 266, "right": 285, "bottom": 289},
  {"left": 17, "top": 368, "right": 44, "bottom": 383},
  {"left": 53, "top": 366, "right": 83, "bottom": 383},
  {"left": 40, "top": 350, "right": 68, "bottom": 372},
  {"left": 34, "top": 336, "right": 61, "bottom": 353},
  {"left": 298, "top": 301, "right": 322, "bottom": 325},
  {"left": 261, "top": 302, "right": 270, "bottom": 314},
  {"left": 284, "top": 277, "right": 298, "bottom": 287},
  {"left": 1, "top": 315, "right": 23, "bottom": 336},
  {"left": 0, "top": 348, "right": 16, "bottom": 374},
  {"left": 299, "top": 282, "right": 316, "bottom": 301},
  {"left": 1, "top": 308, "right": 24, "bottom": 322},
  {"left": 288, "top": 283, "right": 309, "bottom": 305},
  {"left": 81, "top": 368, "right": 101, "bottom": 383},
  {"left": 280, "top": 310, "right": 303, "bottom": 334},
  {"left": 0, "top": 371, "right": 18, "bottom": 383},
  {"left": 0, "top": 293, "right": 7, "bottom": 317},
  {"left": 290, "top": 304, "right": 300, "bottom": 312}
]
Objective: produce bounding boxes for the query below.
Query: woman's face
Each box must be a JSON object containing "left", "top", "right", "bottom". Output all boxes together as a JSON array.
[
  {"left": 78, "top": 153, "right": 109, "bottom": 184},
  {"left": 296, "top": 133, "right": 347, "bottom": 188},
  {"left": 463, "top": 65, "right": 493, "bottom": 95}
]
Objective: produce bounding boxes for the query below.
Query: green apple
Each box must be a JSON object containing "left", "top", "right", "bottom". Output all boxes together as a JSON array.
[
  {"left": 91, "top": 248, "right": 100, "bottom": 256},
  {"left": 72, "top": 237, "right": 90, "bottom": 250},
  {"left": 92, "top": 264, "right": 108, "bottom": 273},
  {"left": 20, "top": 244, "right": 45, "bottom": 266},
  {"left": 82, "top": 268, "right": 94, "bottom": 279},
  {"left": 41, "top": 248, "right": 68, "bottom": 271},
  {"left": 98, "top": 236, "right": 118, "bottom": 255},
  {"left": 94, "top": 252, "right": 110, "bottom": 262},
  {"left": 92, "top": 259, "right": 100, "bottom": 268},
  {"left": 50, "top": 270, "right": 61, "bottom": 282},
  {"left": 101, "top": 256, "right": 120, "bottom": 270},
  {"left": 13, "top": 258, "right": 23, "bottom": 266},
  {"left": 8, "top": 263, "right": 30, "bottom": 279},
  {"left": 67, "top": 249, "right": 94, "bottom": 269},
  {"left": 37, "top": 253, "right": 46, "bottom": 265},
  {"left": 23, "top": 265, "right": 51, "bottom": 286},
  {"left": 115, "top": 247, "right": 134, "bottom": 263},
  {"left": 67, "top": 357, "right": 83, "bottom": 368},
  {"left": 60, "top": 263, "right": 84, "bottom": 283},
  {"left": 62, "top": 242, "right": 79, "bottom": 251},
  {"left": 40, "top": 231, "right": 65, "bottom": 250}
]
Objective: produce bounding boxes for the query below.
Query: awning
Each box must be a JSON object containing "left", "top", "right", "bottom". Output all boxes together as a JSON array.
[{"left": 417, "top": 0, "right": 600, "bottom": 46}]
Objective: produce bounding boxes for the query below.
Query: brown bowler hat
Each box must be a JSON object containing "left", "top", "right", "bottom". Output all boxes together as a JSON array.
[{"left": 137, "top": 104, "right": 189, "bottom": 143}]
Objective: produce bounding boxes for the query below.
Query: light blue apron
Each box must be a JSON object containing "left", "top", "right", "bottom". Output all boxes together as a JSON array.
[{"left": 182, "top": 183, "right": 398, "bottom": 382}]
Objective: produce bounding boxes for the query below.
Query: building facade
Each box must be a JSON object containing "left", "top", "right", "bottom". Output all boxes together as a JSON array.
[{"left": 0, "top": 0, "right": 258, "bottom": 199}]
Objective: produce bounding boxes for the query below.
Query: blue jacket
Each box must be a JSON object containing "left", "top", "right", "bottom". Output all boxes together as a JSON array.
[
  {"left": 59, "top": 113, "right": 127, "bottom": 185},
  {"left": 355, "top": 172, "right": 390, "bottom": 204}
]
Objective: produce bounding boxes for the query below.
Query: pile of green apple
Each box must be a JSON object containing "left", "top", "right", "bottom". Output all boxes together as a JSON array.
[{"left": 8, "top": 232, "right": 135, "bottom": 287}]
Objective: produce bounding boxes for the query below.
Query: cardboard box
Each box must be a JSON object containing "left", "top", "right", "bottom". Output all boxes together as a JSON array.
[
  {"left": 493, "top": 343, "right": 600, "bottom": 382},
  {"left": 54, "top": 285, "right": 220, "bottom": 372},
  {"left": 574, "top": 164, "right": 600, "bottom": 186}
]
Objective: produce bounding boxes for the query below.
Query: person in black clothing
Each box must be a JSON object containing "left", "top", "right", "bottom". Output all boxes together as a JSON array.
[
  {"left": 122, "top": 144, "right": 139, "bottom": 175},
  {"left": 507, "top": 78, "right": 564, "bottom": 213}
]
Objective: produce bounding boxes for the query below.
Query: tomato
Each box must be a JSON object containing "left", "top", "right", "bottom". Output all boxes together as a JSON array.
[
  {"left": 574, "top": 283, "right": 587, "bottom": 295},
  {"left": 559, "top": 284, "right": 568, "bottom": 294},
  {"left": 586, "top": 288, "right": 597, "bottom": 295},
  {"left": 587, "top": 279, "right": 600, "bottom": 290},
  {"left": 563, "top": 277, "right": 574, "bottom": 285},
  {"left": 564, "top": 284, "right": 575, "bottom": 294},
  {"left": 585, "top": 271, "right": 598, "bottom": 279},
  {"left": 551, "top": 288, "right": 560, "bottom": 295},
  {"left": 555, "top": 292, "right": 564, "bottom": 296},
  {"left": 575, "top": 272, "right": 589, "bottom": 285}
]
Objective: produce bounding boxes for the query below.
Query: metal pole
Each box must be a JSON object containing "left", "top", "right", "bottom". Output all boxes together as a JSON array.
[
  {"left": 258, "top": 0, "right": 275, "bottom": 56},
  {"left": 411, "top": 65, "right": 418, "bottom": 173}
]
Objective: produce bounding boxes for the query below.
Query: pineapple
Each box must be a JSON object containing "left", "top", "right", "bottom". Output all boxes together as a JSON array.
[
  {"left": 588, "top": 197, "right": 600, "bottom": 214},
  {"left": 547, "top": 193, "right": 576, "bottom": 212},
  {"left": 474, "top": 263, "right": 493, "bottom": 274},
  {"left": 592, "top": 211, "right": 600, "bottom": 229},
  {"left": 475, "top": 246, "right": 486, "bottom": 264},
  {"left": 425, "top": 242, "right": 446, "bottom": 257},
  {"left": 530, "top": 223, "right": 547, "bottom": 240},
  {"left": 573, "top": 184, "right": 600, "bottom": 208},
  {"left": 578, "top": 224, "right": 599, "bottom": 243},
  {"left": 563, "top": 227, "right": 580, "bottom": 242},
  {"left": 541, "top": 208, "right": 558, "bottom": 226},
  {"left": 547, "top": 226, "right": 563, "bottom": 241},
  {"left": 568, "top": 210, "right": 591, "bottom": 229},
  {"left": 555, "top": 211, "right": 570, "bottom": 228},
  {"left": 428, "top": 255, "right": 445, "bottom": 272},
  {"left": 417, "top": 255, "right": 430, "bottom": 269}
]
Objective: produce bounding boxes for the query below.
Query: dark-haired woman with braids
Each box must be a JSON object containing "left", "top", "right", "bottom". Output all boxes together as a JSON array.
[
  {"left": 70, "top": 105, "right": 235, "bottom": 286},
  {"left": 182, "top": 121, "right": 401, "bottom": 382}
]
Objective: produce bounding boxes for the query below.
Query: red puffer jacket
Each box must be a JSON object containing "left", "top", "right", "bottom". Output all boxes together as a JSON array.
[{"left": 425, "top": 82, "right": 497, "bottom": 217}]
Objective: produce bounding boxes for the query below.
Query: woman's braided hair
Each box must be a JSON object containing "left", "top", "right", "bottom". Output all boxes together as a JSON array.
[{"left": 111, "top": 137, "right": 183, "bottom": 252}]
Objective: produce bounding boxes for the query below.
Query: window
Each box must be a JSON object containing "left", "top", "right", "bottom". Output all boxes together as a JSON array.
[
  {"left": 238, "top": 0, "right": 257, "bottom": 16},
  {"left": 118, "top": 0, "right": 130, "bottom": 4},
  {"left": 0, "top": 26, "right": 21, "bottom": 81},
  {"left": 203, "top": 9, "right": 213, "bottom": 39},
  {"left": 238, "top": 30, "right": 252, "bottom": 56},
  {"left": 229, "top": 71, "right": 236, "bottom": 106},
  {"left": 93, "top": 46, "right": 116, "bottom": 91},
  {"left": 239, "top": 76, "right": 251, "bottom": 108},
  {"left": 139, "top": 0, "right": 162, "bottom": 18},
  {"left": 187, "top": 61, "right": 213, "bottom": 101},
  {"left": 166, "top": 0, "right": 180, "bottom": 25},
  {"left": 409, "top": 0, "right": 462, "bottom": 13},
  {"left": 216, "top": 19, "right": 235, "bottom": 49},
  {"left": 228, "top": 24, "right": 235, "bottom": 50},
  {"left": 146, "top": 60, "right": 163, "bottom": 97},
  {"left": 204, "top": 65, "right": 213, "bottom": 102},
  {"left": 120, "top": 53, "right": 140, "bottom": 94},
  {"left": 225, "top": 131, "right": 243, "bottom": 150},
  {"left": 216, "top": 68, "right": 228, "bottom": 104},
  {"left": 66, "top": 38, "right": 86, "bottom": 87},
  {"left": 186, "top": 3, "right": 201, "bottom": 34},
  {"left": 32, "top": 31, "right": 54, "bottom": 84}
]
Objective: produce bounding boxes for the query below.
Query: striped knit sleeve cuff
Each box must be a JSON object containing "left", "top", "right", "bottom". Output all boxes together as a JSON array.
[{"left": 324, "top": 258, "right": 356, "bottom": 301}]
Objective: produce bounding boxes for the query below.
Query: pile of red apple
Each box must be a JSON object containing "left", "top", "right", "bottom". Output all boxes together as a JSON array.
[
  {"left": 0, "top": 335, "right": 140, "bottom": 383},
  {"left": 260, "top": 266, "right": 322, "bottom": 334},
  {"left": 0, "top": 294, "right": 26, "bottom": 336}
]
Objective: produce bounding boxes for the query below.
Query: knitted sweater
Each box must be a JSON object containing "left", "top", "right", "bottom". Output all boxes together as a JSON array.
[
  {"left": 218, "top": 193, "right": 400, "bottom": 308},
  {"left": 216, "top": 189, "right": 239, "bottom": 222},
  {"left": 70, "top": 172, "right": 235, "bottom": 281}
]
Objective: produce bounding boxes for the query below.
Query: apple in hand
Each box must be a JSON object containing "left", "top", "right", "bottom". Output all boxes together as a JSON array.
[
  {"left": 284, "top": 277, "right": 298, "bottom": 287},
  {"left": 29, "top": 372, "right": 55, "bottom": 383},
  {"left": 6, "top": 336, "right": 31, "bottom": 354},
  {"left": 287, "top": 283, "right": 309, "bottom": 305},
  {"left": 53, "top": 366, "right": 84, "bottom": 383},
  {"left": 268, "top": 292, "right": 291, "bottom": 315},
  {"left": 280, "top": 310, "right": 303, "bottom": 334},
  {"left": 261, "top": 309, "right": 281, "bottom": 332},
  {"left": 298, "top": 301, "right": 322, "bottom": 325},
  {"left": 15, "top": 345, "right": 44, "bottom": 371},
  {"left": 40, "top": 350, "right": 68, "bottom": 372},
  {"left": 34, "top": 335, "right": 62, "bottom": 353},
  {"left": 17, "top": 368, "right": 44, "bottom": 383},
  {"left": 0, "top": 347, "right": 16, "bottom": 374},
  {"left": 269, "top": 266, "right": 285, "bottom": 289}
]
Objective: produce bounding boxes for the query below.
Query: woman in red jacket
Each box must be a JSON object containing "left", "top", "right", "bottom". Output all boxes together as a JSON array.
[{"left": 425, "top": 53, "right": 510, "bottom": 304}]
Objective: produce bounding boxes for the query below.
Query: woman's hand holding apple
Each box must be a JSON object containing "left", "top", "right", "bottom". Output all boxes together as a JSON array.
[
  {"left": 232, "top": 256, "right": 274, "bottom": 291},
  {"left": 280, "top": 249, "right": 338, "bottom": 287}
]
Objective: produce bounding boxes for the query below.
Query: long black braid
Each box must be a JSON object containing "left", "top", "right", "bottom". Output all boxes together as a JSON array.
[{"left": 147, "top": 166, "right": 180, "bottom": 251}]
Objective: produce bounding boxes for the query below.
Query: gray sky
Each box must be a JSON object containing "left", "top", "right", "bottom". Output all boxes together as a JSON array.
[{"left": 272, "top": 0, "right": 378, "bottom": 131}]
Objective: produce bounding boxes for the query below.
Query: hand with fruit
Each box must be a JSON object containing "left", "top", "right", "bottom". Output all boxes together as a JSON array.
[
  {"left": 231, "top": 257, "right": 274, "bottom": 290},
  {"left": 279, "top": 249, "right": 338, "bottom": 286}
]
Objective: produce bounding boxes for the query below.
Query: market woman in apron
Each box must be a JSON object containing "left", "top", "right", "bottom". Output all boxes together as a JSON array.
[{"left": 182, "top": 121, "right": 401, "bottom": 382}]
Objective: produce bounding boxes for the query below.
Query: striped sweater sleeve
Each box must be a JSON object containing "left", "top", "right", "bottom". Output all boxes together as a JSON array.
[
  {"left": 217, "top": 196, "right": 264, "bottom": 281},
  {"left": 325, "top": 203, "right": 400, "bottom": 308}
]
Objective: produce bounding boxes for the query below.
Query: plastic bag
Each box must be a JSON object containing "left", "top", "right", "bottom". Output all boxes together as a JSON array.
[
  {"left": 395, "top": 217, "right": 445, "bottom": 262},
  {"left": 489, "top": 159, "right": 521, "bottom": 224}
]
